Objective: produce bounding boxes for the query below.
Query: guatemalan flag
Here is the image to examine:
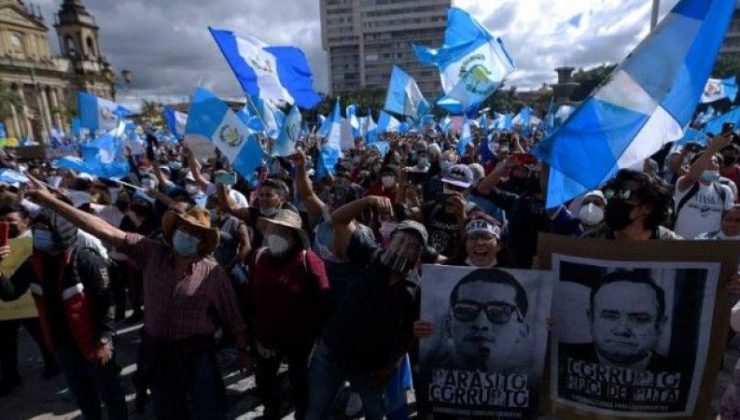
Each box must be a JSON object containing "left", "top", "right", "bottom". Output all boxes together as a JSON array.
[
  {"left": 700, "top": 76, "right": 739, "bottom": 103},
  {"left": 414, "top": 7, "right": 515, "bottom": 115},
  {"left": 534, "top": 0, "right": 735, "bottom": 208},
  {"left": 78, "top": 92, "right": 121, "bottom": 133},
  {"left": 164, "top": 107, "right": 188, "bottom": 139},
  {"left": 384, "top": 66, "right": 430, "bottom": 119},
  {"left": 185, "top": 88, "right": 266, "bottom": 181},
  {"left": 209, "top": 27, "right": 322, "bottom": 109}
]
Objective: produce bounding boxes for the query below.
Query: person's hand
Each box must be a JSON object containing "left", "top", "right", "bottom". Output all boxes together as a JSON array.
[
  {"left": 25, "top": 175, "right": 55, "bottom": 204},
  {"left": 413, "top": 320, "right": 434, "bottom": 339},
  {"left": 709, "top": 133, "right": 733, "bottom": 153},
  {"left": 94, "top": 342, "right": 113, "bottom": 366},
  {"left": 0, "top": 245, "right": 10, "bottom": 263},
  {"left": 290, "top": 149, "right": 306, "bottom": 169},
  {"left": 446, "top": 193, "right": 466, "bottom": 221},
  {"left": 364, "top": 196, "right": 394, "bottom": 218}
]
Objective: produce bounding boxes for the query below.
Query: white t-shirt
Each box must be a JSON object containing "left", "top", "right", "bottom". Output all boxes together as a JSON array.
[
  {"left": 76, "top": 229, "right": 109, "bottom": 260},
  {"left": 204, "top": 183, "right": 249, "bottom": 208},
  {"left": 674, "top": 179, "right": 734, "bottom": 240}
]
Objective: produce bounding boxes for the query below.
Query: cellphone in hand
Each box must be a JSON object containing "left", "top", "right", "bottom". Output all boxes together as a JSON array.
[{"left": 214, "top": 171, "right": 237, "bottom": 186}]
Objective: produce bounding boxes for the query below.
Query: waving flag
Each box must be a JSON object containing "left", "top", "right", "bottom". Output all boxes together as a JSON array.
[
  {"left": 457, "top": 119, "right": 473, "bottom": 156},
  {"left": 703, "top": 107, "right": 740, "bottom": 135},
  {"left": 377, "top": 111, "right": 401, "bottom": 133},
  {"left": 512, "top": 106, "right": 533, "bottom": 127},
  {"left": 209, "top": 27, "right": 321, "bottom": 109},
  {"left": 701, "top": 76, "right": 739, "bottom": 103},
  {"left": 677, "top": 127, "right": 710, "bottom": 146},
  {"left": 384, "top": 66, "right": 430, "bottom": 118},
  {"left": 534, "top": 0, "right": 735, "bottom": 208},
  {"left": 414, "top": 7, "right": 514, "bottom": 114},
  {"left": 78, "top": 92, "right": 121, "bottom": 132},
  {"left": 346, "top": 104, "right": 360, "bottom": 137},
  {"left": 273, "top": 105, "right": 301, "bottom": 157},
  {"left": 185, "top": 88, "right": 266, "bottom": 180},
  {"left": 164, "top": 107, "right": 188, "bottom": 138}
]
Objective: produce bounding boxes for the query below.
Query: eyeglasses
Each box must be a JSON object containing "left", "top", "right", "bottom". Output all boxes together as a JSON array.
[
  {"left": 451, "top": 300, "right": 521, "bottom": 324},
  {"left": 603, "top": 188, "right": 638, "bottom": 201}
]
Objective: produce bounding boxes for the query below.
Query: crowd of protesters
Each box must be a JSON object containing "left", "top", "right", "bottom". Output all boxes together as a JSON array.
[{"left": 0, "top": 120, "right": 739, "bottom": 420}]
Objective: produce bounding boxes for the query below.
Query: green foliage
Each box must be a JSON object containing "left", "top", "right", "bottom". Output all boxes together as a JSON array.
[
  {"left": 304, "top": 87, "right": 387, "bottom": 122},
  {"left": 570, "top": 64, "right": 617, "bottom": 102}
]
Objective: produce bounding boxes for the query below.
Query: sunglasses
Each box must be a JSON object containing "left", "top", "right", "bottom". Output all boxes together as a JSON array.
[{"left": 451, "top": 300, "right": 521, "bottom": 324}]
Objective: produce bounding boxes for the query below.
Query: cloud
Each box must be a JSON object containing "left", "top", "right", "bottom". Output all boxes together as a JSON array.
[{"left": 30, "top": 0, "right": 680, "bottom": 106}]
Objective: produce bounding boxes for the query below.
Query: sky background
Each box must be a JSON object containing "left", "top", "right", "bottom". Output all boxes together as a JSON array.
[{"left": 32, "top": 0, "right": 681, "bottom": 109}]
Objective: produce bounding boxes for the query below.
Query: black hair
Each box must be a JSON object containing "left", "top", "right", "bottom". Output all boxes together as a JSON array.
[
  {"left": 589, "top": 270, "right": 666, "bottom": 322},
  {"left": 605, "top": 169, "right": 673, "bottom": 230},
  {"left": 0, "top": 204, "right": 28, "bottom": 219},
  {"left": 449, "top": 268, "right": 528, "bottom": 317}
]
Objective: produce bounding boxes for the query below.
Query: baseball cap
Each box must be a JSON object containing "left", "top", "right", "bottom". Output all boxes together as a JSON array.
[
  {"left": 393, "top": 219, "right": 428, "bottom": 246},
  {"left": 442, "top": 164, "right": 474, "bottom": 188}
]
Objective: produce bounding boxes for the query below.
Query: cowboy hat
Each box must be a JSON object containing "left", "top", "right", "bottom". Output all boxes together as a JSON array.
[
  {"left": 257, "top": 209, "right": 310, "bottom": 249},
  {"left": 161, "top": 206, "right": 220, "bottom": 256}
]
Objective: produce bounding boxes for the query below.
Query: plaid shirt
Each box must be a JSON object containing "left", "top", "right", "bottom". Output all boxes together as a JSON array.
[{"left": 120, "top": 233, "right": 246, "bottom": 340}]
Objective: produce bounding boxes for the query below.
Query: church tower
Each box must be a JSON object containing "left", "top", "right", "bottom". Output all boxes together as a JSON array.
[{"left": 54, "top": 0, "right": 114, "bottom": 100}]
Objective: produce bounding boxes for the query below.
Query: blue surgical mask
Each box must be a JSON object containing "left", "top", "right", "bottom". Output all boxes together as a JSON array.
[
  {"left": 440, "top": 161, "right": 452, "bottom": 172},
  {"left": 172, "top": 229, "right": 201, "bottom": 257},
  {"left": 33, "top": 229, "right": 57, "bottom": 254},
  {"left": 700, "top": 169, "right": 720, "bottom": 183}
]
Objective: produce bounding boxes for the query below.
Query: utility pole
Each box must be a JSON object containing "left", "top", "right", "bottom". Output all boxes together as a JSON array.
[{"left": 651, "top": 0, "right": 660, "bottom": 31}]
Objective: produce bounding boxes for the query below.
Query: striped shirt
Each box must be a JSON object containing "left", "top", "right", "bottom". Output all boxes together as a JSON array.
[{"left": 119, "top": 233, "right": 246, "bottom": 340}]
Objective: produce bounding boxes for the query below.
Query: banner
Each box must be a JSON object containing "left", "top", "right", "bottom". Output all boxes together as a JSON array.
[
  {"left": 538, "top": 233, "right": 740, "bottom": 419},
  {"left": 0, "top": 236, "right": 36, "bottom": 321},
  {"left": 417, "top": 264, "right": 554, "bottom": 419}
]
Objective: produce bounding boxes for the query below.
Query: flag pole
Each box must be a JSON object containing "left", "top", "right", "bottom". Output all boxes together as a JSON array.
[{"left": 650, "top": 0, "right": 660, "bottom": 31}]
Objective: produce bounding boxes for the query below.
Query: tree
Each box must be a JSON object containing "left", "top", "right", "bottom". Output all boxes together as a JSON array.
[
  {"left": 140, "top": 100, "right": 160, "bottom": 121},
  {"left": 712, "top": 54, "right": 740, "bottom": 80},
  {"left": 0, "top": 80, "right": 21, "bottom": 122},
  {"left": 570, "top": 64, "right": 617, "bottom": 101}
]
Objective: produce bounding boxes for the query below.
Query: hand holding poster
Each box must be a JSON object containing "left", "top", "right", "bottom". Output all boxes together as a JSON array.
[
  {"left": 538, "top": 233, "right": 740, "bottom": 419},
  {"left": 417, "top": 265, "right": 554, "bottom": 419}
]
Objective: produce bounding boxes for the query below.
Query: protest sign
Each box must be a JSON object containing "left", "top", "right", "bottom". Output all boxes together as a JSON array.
[
  {"left": 417, "top": 264, "right": 554, "bottom": 419},
  {"left": 538, "top": 233, "right": 740, "bottom": 419},
  {"left": 0, "top": 236, "right": 36, "bottom": 321}
]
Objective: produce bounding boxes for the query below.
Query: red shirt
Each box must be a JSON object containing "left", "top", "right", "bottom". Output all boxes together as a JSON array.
[
  {"left": 249, "top": 248, "right": 330, "bottom": 351},
  {"left": 367, "top": 180, "right": 396, "bottom": 202},
  {"left": 721, "top": 165, "right": 740, "bottom": 202}
]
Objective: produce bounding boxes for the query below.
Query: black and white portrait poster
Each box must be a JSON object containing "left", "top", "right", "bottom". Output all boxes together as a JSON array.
[
  {"left": 550, "top": 254, "right": 720, "bottom": 417},
  {"left": 417, "top": 264, "right": 554, "bottom": 419}
]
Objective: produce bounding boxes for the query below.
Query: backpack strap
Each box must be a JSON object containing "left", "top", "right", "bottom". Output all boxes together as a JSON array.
[
  {"left": 712, "top": 181, "right": 727, "bottom": 206},
  {"left": 675, "top": 182, "right": 701, "bottom": 217}
]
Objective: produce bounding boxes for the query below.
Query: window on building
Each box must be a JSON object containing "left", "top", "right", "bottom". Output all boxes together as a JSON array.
[
  {"left": 86, "top": 36, "right": 96, "bottom": 56},
  {"left": 9, "top": 33, "right": 24, "bottom": 57},
  {"left": 65, "top": 36, "right": 76, "bottom": 55}
]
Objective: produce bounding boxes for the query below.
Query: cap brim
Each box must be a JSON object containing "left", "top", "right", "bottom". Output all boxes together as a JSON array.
[{"left": 442, "top": 179, "right": 472, "bottom": 188}]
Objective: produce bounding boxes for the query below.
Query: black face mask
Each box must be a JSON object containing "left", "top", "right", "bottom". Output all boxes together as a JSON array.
[
  {"left": 116, "top": 199, "right": 131, "bottom": 212},
  {"left": 131, "top": 203, "right": 151, "bottom": 217},
  {"left": 604, "top": 199, "right": 636, "bottom": 231},
  {"left": 8, "top": 225, "right": 20, "bottom": 239},
  {"left": 723, "top": 155, "right": 737, "bottom": 166}
]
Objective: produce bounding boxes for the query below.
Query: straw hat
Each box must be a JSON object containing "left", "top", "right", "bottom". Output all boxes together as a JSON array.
[
  {"left": 257, "top": 209, "right": 310, "bottom": 249},
  {"left": 161, "top": 207, "right": 220, "bottom": 255}
]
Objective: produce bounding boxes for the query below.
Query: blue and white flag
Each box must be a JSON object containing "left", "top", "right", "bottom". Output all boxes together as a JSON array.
[
  {"left": 325, "top": 99, "right": 342, "bottom": 151},
  {"left": 346, "top": 104, "right": 360, "bottom": 137},
  {"left": 185, "top": 88, "right": 267, "bottom": 181},
  {"left": 0, "top": 169, "right": 27, "bottom": 186},
  {"left": 273, "top": 105, "right": 301, "bottom": 157},
  {"left": 457, "top": 119, "right": 473, "bottom": 156},
  {"left": 677, "top": 127, "right": 710, "bottom": 146},
  {"left": 78, "top": 92, "right": 121, "bottom": 132},
  {"left": 384, "top": 66, "right": 430, "bottom": 118},
  {"left": 534, "top": 0, "right": 735, "bottom": 208},
  {"left": 55, "top": 156, "right": 130, "bottom": 180},
  {"left": 700, "top": 76, "right": 739, "bottom": 103},
  {"left": 495, "top": 113, "right": 513, "bottom": 131},
  {"left": 164, "top": 107, "right": 188, "bottom": 138},
  {"left": 512, "top": 106, "right": 533, "bottom": 127},
  {"left": 414, "top": 7, "right": 515, "bottom": 114},
  {"left": 209, "top": 27, "right": 321, "bottom": 109},
  {"left": 377, "top": 111, "right": 401, "bottom": 133},
  {"left": 696, "top": 105, "right": 716, "bottom": 124},
  {"left": 703, "top": 107, "right": 740, "bottom": 135}
]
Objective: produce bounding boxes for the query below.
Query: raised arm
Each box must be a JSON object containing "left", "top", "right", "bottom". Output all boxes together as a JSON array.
[
  {"left": 217, "top": 184, "right": 250, "bottom": 220},
  {"left": 186, "top": 145, "right": 213, "bottom": 190},
  {"left": 26, "top": 177, "right": 126, "bottom": 248},
  {"left": 677, "top": 135, "right": 731, "bottom": 192},
  {"left": 331, "top": 195, "right": 393, "bottom": 259},
  {"left": 290, "top": 150, "right": 324, "bottom": 220}
]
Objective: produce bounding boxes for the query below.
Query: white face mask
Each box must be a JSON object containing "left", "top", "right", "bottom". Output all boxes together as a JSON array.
[
  {"left": 578, "top": 203, "right": 605, "bottom": 226},
  {"left": 266, "top": 234, "right": 291, "bottom": 254},
  {"left": 142, "top": 179, "right": 157, "bottom": 190},
  {"left": 379, "top": 222, "right": 398, "bottom": 242},
  {"left": 185, "top": 184, "right": 200, "bottom": 195},
  {"left": 381, "top": 176, "right": 396, "bottom": 188}
]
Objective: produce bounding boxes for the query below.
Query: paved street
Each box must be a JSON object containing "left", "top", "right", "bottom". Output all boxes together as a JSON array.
[{"left": 1, "top": 320, "right": 736, "bottom": 419}]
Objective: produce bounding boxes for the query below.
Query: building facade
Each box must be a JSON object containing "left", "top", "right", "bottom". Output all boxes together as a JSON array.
[
  {"left": 720, "top": 0, "right": 740, "bottom": 58},
  {"left": 0, "top": 0, "right": 114, "bottom": 142},
  {"left": 320, "top": 0, "right": 451, "bottom": 98}
]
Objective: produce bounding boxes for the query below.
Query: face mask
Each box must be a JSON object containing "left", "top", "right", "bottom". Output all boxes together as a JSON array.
[
  {"left": 723, "top": 155, "right": 737, "bottom": 166},
  {"left": 381, "top": 176, "right": 396, "bottom": 188},
  {"left": 141, "top": 179, "right": 157, "bottom": 190},
  {"left": 185, "top": 184, "right": 200, "bottom": 195},
  {"left": 33, "top": 229, "right": 57, "bottom": 254},
  {"left": 440, "top": 161, "right": 452, "bottom": 172},
  {"left": 379, "top": 222, "right": 398, "bottom": 243},
  {"left": 8, "top": 225, "right": 20, "bottom": 239},
  {"left": 172, "top": 229, "right": 200, "bottom": 257},
  {"left": 418, "top": 157, "right": 430, "bottom": 167},
  {"left": 700, "top": 169, "right": 720, "bottom": 183},
  {"left": 266, "top": 234, "right": 291, "bottom": 254},
  {"left": 604, "top": 200, "right": 636, "bottom": 231},
  {"left": 261, "top": 206, "right": 278, "bottom": 217},
  {"left": 169, "top": 161, "right": 182, "bottom": 171},
  {"left": 578, "top": 203, "right": 604, "bottom": 226}
]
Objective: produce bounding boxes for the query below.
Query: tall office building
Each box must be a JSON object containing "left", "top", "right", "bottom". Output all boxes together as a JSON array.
[
  {"left": 320, "top": 0, "right": 451, "bottom": 98},
  {"left": 720, "top": 1, "right": 740, "bottom": 58}
]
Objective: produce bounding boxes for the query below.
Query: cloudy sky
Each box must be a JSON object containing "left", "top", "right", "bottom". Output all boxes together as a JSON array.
[{"left": 33, "top": 0, "right": 680, "bottom": 109}]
